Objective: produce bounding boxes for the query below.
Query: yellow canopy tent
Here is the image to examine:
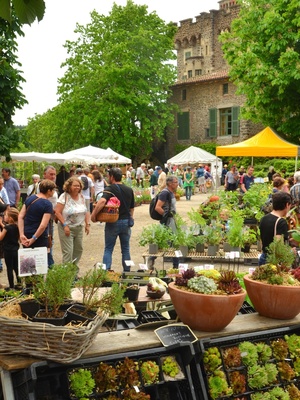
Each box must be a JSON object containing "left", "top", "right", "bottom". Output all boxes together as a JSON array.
[{"left": 216, "top": 126, "right": 300, "bottom": 158}]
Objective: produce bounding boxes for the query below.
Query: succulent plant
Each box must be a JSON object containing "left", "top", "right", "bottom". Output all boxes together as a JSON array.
[
  {"left": 203, "top": 347, "right": 222, "bottom": 372},
  {"left": 277, "top": 360, "right": 295, "bottom": 381},
  {"left": 287, "top": 383, "right": 300, "bottom": 399},
  {"left": 229, "top": 370, "right": 247, "bottom": 394},
  {"left": 271, "top": 338, "right": 289, "bottom": 361},
  {"left": 140, "top": 360, "right": 160, "bottom": 385},
  {"left": 116, "top": 357, "right": 140, "bottom": 388},
  {"left": 222, "top": 346, "right": 242, "bottom": 368},
  {"left": 256, "top": 342, "right": 272, "bottom": 363},
  {"left": 69, "top": 368, "right": 95, "bottom": 399},
  {"left": 239, "top": 341, "right": 258, "bottom": 366},
  {"left": 208, "top": 370, "right": 233, "bottom": 399},
  {"left": 217, "top": 270, "right": 243, "bottom": 294},
  {"left": 94, "top": 362, "right": 118, "bottom": 392},
  {"left": 187, "top": 276, "right": 217, "bottom": 294},
  {"left": 161, "top": 356, "right": 180, "bottom": 378}
]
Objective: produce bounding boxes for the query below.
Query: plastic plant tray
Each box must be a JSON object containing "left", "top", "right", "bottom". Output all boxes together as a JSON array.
[
  {"left": 238, "top": 301, "right": 256, "bottom": 314},
  {"left": 197, "top": 324, "right": 300, "bottom": 400},
  {"left": 137, "top": 310, "right": 168, "bottom": 324},
  {"left": 12, "top": 342, "right": 200, "bottom": 400}
]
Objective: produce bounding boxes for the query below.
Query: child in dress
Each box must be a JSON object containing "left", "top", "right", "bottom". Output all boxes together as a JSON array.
[{"left": 0, "top": 207, "right": 20, "bottom": 289}]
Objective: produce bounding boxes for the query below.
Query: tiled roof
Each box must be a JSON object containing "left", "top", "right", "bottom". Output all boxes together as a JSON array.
[{"left": 172, "top": 70, "right": 230, "bottom": 87}]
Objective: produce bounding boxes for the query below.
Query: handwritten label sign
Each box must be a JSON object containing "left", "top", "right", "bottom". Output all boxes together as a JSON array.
[{"left": 154, "top": 323, "right": 198, "bottom": 347}]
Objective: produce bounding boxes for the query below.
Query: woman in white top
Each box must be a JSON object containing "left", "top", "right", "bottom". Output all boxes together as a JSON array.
[
  {"left": 92, "top": 170, "right": 108, "bottom": 202},
  {"left": 54, "top": 177, "right": 90, "bottom": 265}
]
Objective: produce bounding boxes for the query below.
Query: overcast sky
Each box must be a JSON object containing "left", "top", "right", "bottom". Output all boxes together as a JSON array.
[{"left": 13, "top": 0, "right": 219, "bottom": 125}]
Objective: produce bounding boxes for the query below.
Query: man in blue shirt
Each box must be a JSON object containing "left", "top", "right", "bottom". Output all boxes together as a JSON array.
[
  {"left": 240, "top": 166, "right": 255, "bottom": 193},
  {"left": 2, "top": 168, "right": 20, "bottom": 208}
]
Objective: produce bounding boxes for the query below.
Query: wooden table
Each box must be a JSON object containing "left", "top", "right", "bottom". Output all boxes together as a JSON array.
[{"left": 1, "top": 313, "right": 300, "bottom": 399}]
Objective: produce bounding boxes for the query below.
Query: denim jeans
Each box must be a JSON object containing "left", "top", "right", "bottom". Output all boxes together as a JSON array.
[
  {"left": 103, "top": 219, "right": 132, "bottom": 271},
  {"left": 48, "top": 219, "right": 55, "bottom": 267},
  {"left": 185, "top": 186, "right": 192, "bottom": 200},
  {"left": 259, "top": 252, "right": 267, "bottom": 266}
]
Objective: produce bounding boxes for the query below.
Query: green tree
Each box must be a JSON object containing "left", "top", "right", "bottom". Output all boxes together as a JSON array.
[
  {"left": 0, "top": 16, "right": 28, "bottom": 158},
  {"left": 49, "top": 0, "right": 178, "bottom": 156},
  {"left": 0, "top": 0, "right": 45, "bottom": 25},
  {"left": 220, "top": 0, "right": 300, "bottom": 139}
]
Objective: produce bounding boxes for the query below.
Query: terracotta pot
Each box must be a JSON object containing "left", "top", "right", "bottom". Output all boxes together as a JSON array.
[
  {"left": 168, "top": 282, "right": 246, "bottom": 332},
  {"left": 244, "top": 274, "right": 300, "bottom": 319}
]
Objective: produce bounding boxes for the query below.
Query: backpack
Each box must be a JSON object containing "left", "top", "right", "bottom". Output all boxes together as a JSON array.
[
  {"left": 80, "top": 176, "right": 89, "bottom": 191},
  {"left": 149, "top": 194, "right": 162, "bottom": 220},
  {"left": 149, "top": 190, "right": 171, "bottom": 220}
]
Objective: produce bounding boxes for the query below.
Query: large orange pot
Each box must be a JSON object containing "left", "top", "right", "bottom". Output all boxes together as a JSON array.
[
  {"left": 244, "top": 274, "right": 300, "bottom": 320},
  {"left": 168, "top": 282, "right": 246, "bottom": 332}
]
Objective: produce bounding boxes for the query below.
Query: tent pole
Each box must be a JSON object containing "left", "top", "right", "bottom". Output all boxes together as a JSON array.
[{"left": 295, "top": 156, "right": 298, "bottom": 172}]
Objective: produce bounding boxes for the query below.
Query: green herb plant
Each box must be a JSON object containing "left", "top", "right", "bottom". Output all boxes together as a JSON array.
[{"left": 33, "top": 263, "right": 78, "bottom": 317}]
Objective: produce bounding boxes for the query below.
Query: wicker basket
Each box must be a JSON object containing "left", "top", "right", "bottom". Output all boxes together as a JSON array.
[
  {"left": 96, "top": 205, "right": 119, "bottom": 223},
  {"left": 0, "top": 301, "right": 108, "bottom": 363}
]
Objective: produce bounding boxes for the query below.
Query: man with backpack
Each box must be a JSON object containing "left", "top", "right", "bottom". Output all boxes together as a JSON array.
[{"left": 148, "top": 175, "right": 179, "bottom": 269}]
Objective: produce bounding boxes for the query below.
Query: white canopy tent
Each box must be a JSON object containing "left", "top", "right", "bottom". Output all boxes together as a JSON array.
[
  {"left": 10, "top": 146, "right": 131, "bottom": 165},
  {"left": 62, "top": 145, "right": 131, "bottom": 164},
  {"left": 167, "top": 145, "right": 222, "bottom": 184}
]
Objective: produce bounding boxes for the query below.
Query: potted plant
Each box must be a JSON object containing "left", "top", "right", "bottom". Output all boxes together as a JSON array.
[
  {"left": 32, "top": 263, "right": 78, "bottom": 324},
  {"left": 123, "top": 283, "right": 140, "bottom": 302},
  {"left": 241, "top": 225, "right": 258, "bottom": 253},
  {"left": 168, "top": 269, "right": 246, "bottom": 331},
  {"left": 75, "top": 267, "right": 126, "bottom": 317},
  {"left": 243, "top": 237, "right": 300, "bottom": 319},
  {"left": 241, "top": 183, "right": 271, "bottom": 223},
  {"left": 172, "top": 228, "right": 196, "bottom": 257},
  {"left": 146, "top": 277, "right": 167, "bottom": 299},
  {"left": 224, "top": 210, "right": 245, "bottom": 252},
  {"left": 203, "top": 221, "right": 224, "bottom": 256},
  {"left": 192, "top": 234, "right": 206, "bottom": 253},
  {"left": 139, "top": 223, "right": 175, "bottom": 254}
]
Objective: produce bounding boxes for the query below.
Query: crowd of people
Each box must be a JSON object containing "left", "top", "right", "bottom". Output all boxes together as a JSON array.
[
  {"left": 0, "top": 164, "right": 138, "bottom": 289},
  {"left": 1, "top": 159, "right": 300, "bottom": 289},
  {"left": 127, "top": 163, "right": 215, "bottom": 201}
]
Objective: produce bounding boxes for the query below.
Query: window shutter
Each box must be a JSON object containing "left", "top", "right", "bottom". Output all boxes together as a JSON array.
[
  {"left": 177, "top": 112, "right": 190, "bottom": 140},
  {"left": 232, "top": 106, "right": 240, "bottom": 136},
  {"left": 209, "top": 108, "right": 217, "bottom": 137}
]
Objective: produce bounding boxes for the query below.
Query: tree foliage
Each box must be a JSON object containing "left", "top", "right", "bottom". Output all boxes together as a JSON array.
[
  {"left": 0, "top": 0, "right": 45, "bottom": 25},
  {"left": 220, "top": 0, "right": 300, "bottom": 140},
  {"left": 0, "top": 16, "right": 28, "bottom": 158},
  {"left": 36, "top": 1, "right": 178, "bottom": 157}
]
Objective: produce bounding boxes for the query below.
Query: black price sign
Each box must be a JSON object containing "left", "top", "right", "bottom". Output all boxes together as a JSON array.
[{"left": 154, "top": 323, "right": 198, "bottom": 347}]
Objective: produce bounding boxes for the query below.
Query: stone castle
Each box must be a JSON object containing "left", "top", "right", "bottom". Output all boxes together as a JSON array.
[{"left": 167, "top": 0, "right": 261, "bottom": 155}]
